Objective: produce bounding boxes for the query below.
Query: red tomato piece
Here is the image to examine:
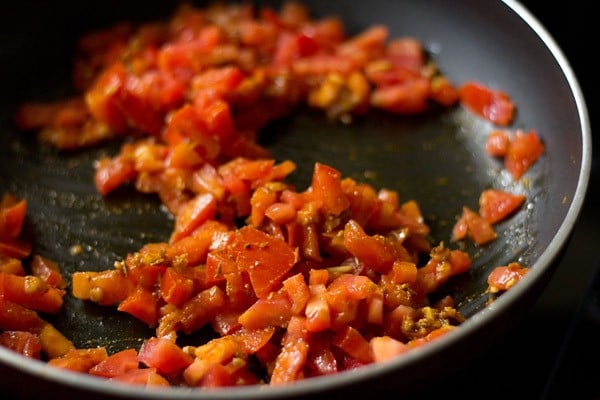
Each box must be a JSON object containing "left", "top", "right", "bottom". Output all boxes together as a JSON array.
[
  {"left": 304, "top": 283, "right": 331, "bottom": 332},
  {"left": 459, "top": 81, "right": 515, "bottom": 126},
  {"left": 238, "top": 291, "right": 293, "bottom": 330},
  {"left": 429, "top": 75, "right": 459, "bottom": 107},
  {"left": 170, "top": 193, "right": 217, "bottom": 243},
  {"left": 505, "top": 129, "right": 545, "bottom": 180},
  {"left": 479, "top": 189, "right": 526, "bottom": 224},
  {"left": 138, "top": 337, "right": 193, "bottom": 375},
  {"left": 94, "top": 155, "right": 137, "bottom": 196},
  {"left": 0, "top": 197, "right": 27, "bottom": 240},
  {"left": 109, "top": 367, "right": 170, "bottom": 386},
  {"left": 89, "top": 348, "right": 140, "bottom": 378},
  {"left": 452, "top": 207, "right": 497, "bottom": 246},
  {"left": 487, "top": 262, "right": 529, "bottom": 293},
  {"left": 343, "top": 219, "right": 398, "bottom": 273},
  {"left": 370, "top": 335, "right": 409, "bottom": 363},
  {"left": 370, "top": 78, "right": 430, "bottom": 114},
  {"left": 0, "top": 256, "right": 25, "bottom": 276},
  {"left": 160, "top": 267, "right": 194, "bottom": 307},
  {"left": 408, "top": 325, "right": 456, "bottom": 348},
  {"left": 0, "top": 330, "right": 42, "bottom": 359},
  {"left": 84, "top": 62, "right": 128, "bottom": 133},
  {"left": 0, "top": 299, "right": 45, "bottom": 332},
  {"left": 30, "top": 255, "right": 66, "bottom": 289},
  {"left": 0, "top": 238, "right": 32, "bottom": 259},
  {"left": 229, "top": 226, "right": 298, "bottom": 298},
  {"left": 48, "top": 347, "right": 108, "bottom": 373},
  {"left": 310, "top": 162, "right": 350, "bottom": 216},
  {"left": 486, "top": 130, "right": 510, "bottom": 157},
  {"left": 332, "top": 325, "right": 373, "bottom": 364},
  {"left": 71, "top": 270, "right": 133, "bottom": 306},
  {"left": 0, "top": 272, "right": 64, "bottom": 313},
  {"left": 117, "top": 287, "right": 160, "bottom": 327}
]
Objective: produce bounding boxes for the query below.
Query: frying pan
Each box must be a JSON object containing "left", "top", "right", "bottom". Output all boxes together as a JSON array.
[{"left": 0, "top": 0, "right": 591, "bottom": 399}]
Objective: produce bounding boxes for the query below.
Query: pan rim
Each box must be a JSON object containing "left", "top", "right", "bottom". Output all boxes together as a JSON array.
[{"left": 0, "top": 0, "right": 592, "bottom": 398}]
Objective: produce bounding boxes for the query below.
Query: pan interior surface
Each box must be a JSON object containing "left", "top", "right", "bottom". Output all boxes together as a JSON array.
[{"left": 0, "top": 0, "right": 591, "bottom": 398}]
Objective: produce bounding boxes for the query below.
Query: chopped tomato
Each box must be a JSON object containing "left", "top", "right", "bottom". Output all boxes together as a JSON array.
[
  {"left": 109, "top": 367, "right": 170, "bottom": 386},
  {"left": 370, "top": 335, "right": 409, "bottom": 363},
  {"left": 170, "top": 193, "right": 217, "bottom": 243},
  {"left": 228, "top": 226, "right": 298, "bottom": 298},
  {"left": 30, "top": 255, "right": 66, "bottom": 289},
  {"left": 343, "top": 219, "right": 398, "bottom": 273},
  {"left": 117, "top": 287, "right": 160, "bottom": 327},
  {"left": 0, "top": 299, "right": 45, "bottom": 332},
  {"left": 310, "top": 162, "right": 350, "bottom": 216},
  {"left": 486, "top": 130, "right": 510, "bottom": 157},
  {"left": 0, "top": 196, "right": 27, "bottom": 240},
  {"left": 452, "top": 207, "right": 497, "bottom": 245},
  {"left": 332, "top": 325, "right": 373, "bottom": 364},
  {"left": 6, "top": 1, "right": 540, "bottom": 390},
  {"left": 138, "top": 337, "right": 193, "bottom": 375},
  {"left": 459, "top": 81, "right": 515, "bottom": 126},
  {"left": 479, "top": 189, "right": 526, "bottom": 224},
  {"left": 487, "top": 262, "right": 529, "bottom": 293},
  {"left": 238, "top": 291, "right": 293, "bottom": 330},
  {"left": 48, "top": 347, "right": 108, "bottom": 373},
  {"left": 0, "top": 272, "right": 64, "bottom": 313},
  {"left": 370, "top": 78, "right": 430, "bottom": 114},
  {"left": 0, "top": 238, "right": 32, "bottom": 259},
  {"left": 0, "top": 331, "right": 42, "bottom": 358},
  {"left": 94, "top": 155, "right": 137, "bottom": 196},
  {"left": 505, "top": 129, "right": 545, "bottom": 180},
  {"left": 90, "top": 348, "right": 140, "bottom": 378}
]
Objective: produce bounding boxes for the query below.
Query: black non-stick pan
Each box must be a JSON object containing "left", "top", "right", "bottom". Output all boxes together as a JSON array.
[{"left": 0, "top": 0, "right": 591, "bottom": 399}]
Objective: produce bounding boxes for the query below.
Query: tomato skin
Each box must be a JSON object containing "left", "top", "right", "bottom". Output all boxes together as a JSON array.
[{"left": 138, "top": 337, "right": 193, "bottom": 375}]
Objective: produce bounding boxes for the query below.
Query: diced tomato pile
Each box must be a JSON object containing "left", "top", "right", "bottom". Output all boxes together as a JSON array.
[{"left": 2, "top": 0, "right": 541, "bottom": 390}]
